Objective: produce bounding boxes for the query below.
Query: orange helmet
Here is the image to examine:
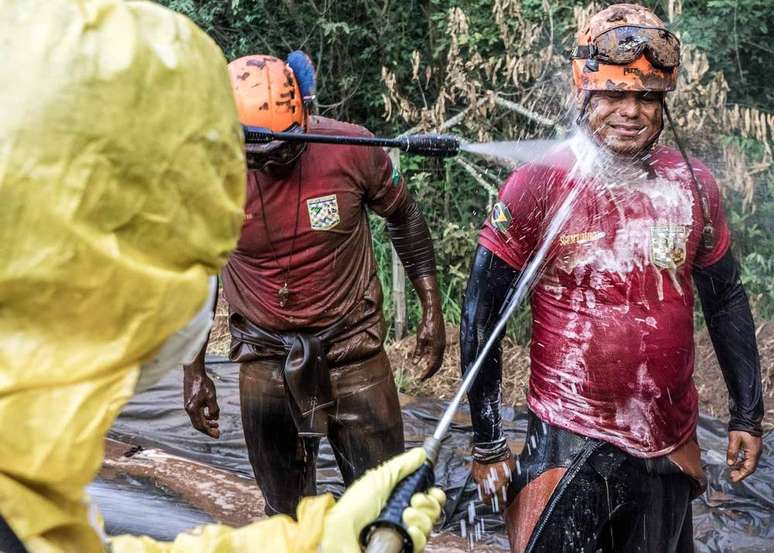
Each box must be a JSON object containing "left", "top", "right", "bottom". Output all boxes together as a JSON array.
[
  {"left": 571, "top": 4, "right": 680, "bottom": 92},
  {"left": 228, "top": 55, "right": 304, "bottom": 132}
]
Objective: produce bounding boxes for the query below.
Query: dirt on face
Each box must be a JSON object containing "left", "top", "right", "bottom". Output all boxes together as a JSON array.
[{"left": 586, "top": 91, "right": 664, "bottom": 157}]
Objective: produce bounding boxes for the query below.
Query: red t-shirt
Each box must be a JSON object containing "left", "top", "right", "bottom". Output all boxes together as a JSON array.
[
  {"left": 479, "top": 142, "right": 730, "bottom": 457},
  {"left": 222, "top": 116, "right": 405, "bottom": 337}
]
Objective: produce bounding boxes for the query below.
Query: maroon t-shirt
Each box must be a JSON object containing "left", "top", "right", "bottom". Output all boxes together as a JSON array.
[
  {"left": 479, "top": 143, "right": 730, "bottom": 457},
  {"left": 222, "top": 116, "right": 405, "bottom": 339}
]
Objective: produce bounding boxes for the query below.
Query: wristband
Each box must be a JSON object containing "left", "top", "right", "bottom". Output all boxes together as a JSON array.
[{"left": 472, "top": 438, "right": 511, "bottom": 463}]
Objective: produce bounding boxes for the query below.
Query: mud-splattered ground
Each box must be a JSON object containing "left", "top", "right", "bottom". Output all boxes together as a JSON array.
[{"left": 101, "top": 439, "right": 265, "bottom": 527}]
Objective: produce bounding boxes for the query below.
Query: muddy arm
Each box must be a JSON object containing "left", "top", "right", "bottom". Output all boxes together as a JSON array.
[
  {"left": 183, "top": 284, "right": 221, "bottom": 438},
  {"left": 385, "top": 195, "right": 437, "bottom": 282},
  {"left": 386, "top": 196, "right": 445, "bottom": 380}
]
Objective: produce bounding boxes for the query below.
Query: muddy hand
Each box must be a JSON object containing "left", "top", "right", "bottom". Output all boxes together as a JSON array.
[
  {"left": 183, "top": 361, "right": 220, "bottom": 439},
  {"left": 412, "top": 275, "right": 446, "bottom": 381},
  {"left": 472, "top": 457, "right": 516, "bottom": 509},
  {"left": 727, "top": 430, "right": 762, "bottom": 482},
  {"left": 414, "top": 307, "right": 445, "bottom": 381}
]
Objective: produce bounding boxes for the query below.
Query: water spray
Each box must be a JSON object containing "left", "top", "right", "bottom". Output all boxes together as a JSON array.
[{"left": 243, "top": 126, "right": 460, "bottom": 158}]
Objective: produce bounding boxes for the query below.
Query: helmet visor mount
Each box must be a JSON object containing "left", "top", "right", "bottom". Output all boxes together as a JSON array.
[{"left": 573, "top": 26, "right": 681, "bottom": 71}]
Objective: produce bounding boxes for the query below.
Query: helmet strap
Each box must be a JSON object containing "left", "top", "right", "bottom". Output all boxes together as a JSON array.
[
  {"left": 576, "top": 91, "right": 592, "bottom": 126},
  {"left": 662, "top": 100, "right": 716, "bottom": 250}
]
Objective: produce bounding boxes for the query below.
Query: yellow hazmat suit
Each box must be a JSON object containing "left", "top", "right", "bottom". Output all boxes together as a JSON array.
[
  {"left": 0, "top": 0, "right": 243, "bottom": 550},
  {"left": 0, "top": 2, "right": 444, "bottom": 552}
]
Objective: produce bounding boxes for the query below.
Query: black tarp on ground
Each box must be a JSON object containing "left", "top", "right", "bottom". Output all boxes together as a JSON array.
[{"left": 101, "top": 357, "right": 774, "bottom": 551}]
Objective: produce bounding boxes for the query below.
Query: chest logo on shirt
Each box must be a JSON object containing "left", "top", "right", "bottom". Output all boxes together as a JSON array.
[
  {"left": 650, "top": 225, "right": 689, "bottom": 269},
  {"left": 559, "top": 231, "right": 606, "bottom": 247},
  {"left": 491, "top": 201, "right": 512, "bottom": 233},
  {"left": 307, "top": 194, "right": 340, "bottom": 231}
]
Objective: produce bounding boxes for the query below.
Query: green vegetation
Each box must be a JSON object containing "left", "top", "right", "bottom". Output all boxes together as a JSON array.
[{"left": 159, "top": 0, "right": 774, "bottom": 336}]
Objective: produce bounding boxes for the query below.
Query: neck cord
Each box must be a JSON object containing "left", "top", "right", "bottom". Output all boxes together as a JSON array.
[
  {"left": 662, "top": 101, "right": 715, "bottom": 249},
  {"left": 255, "top": 161, "right": 303, "bottom": 306}
]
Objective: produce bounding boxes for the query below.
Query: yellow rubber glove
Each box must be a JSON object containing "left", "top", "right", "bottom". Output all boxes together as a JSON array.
[{"left": 320, "top": 447, "right": 446, "bottom": 553}]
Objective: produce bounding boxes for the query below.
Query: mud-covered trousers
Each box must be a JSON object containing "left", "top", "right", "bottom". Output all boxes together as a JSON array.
[
  {"left": 505, "top": 412, "right": 701, "bottom": 553},
  {"left": 239, "top": 348, "right": 404, "bottom": 516}
]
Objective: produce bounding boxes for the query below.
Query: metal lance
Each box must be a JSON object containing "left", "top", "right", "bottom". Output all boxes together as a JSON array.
[
  {"left": 361, "top": 181, "right": 584, "bottom": 553},
  {"left": 242, "top": 126, "right": 460, "bottom": 158}
]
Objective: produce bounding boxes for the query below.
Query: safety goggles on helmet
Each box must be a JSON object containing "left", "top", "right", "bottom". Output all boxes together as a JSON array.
[{"left": 572, "top": 26, "right": 681, "bottom": 70}]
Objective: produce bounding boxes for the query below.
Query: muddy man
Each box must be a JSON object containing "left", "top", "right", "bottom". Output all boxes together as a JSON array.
[
  {"left": 183, "top": 54, "right": 446, "bottom": 516},
  {"left": 461, "top": 4, "right": 763, "bottom": 553}
]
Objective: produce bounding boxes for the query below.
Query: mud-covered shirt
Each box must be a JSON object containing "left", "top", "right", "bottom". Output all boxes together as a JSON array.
[
  {"left": 479, "top": 143, "right": 730, "bottom": 457},
  {"left": 222, "top": 117, "right": 405, "bottom": 357}
]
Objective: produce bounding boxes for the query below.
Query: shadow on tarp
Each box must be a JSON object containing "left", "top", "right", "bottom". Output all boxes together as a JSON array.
[{"left": 102, "top": 357, "right": 773, "bottom": 551}]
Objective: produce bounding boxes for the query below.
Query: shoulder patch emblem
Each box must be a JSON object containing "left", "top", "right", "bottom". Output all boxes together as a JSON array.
[
  {"left": 650, "top": 225, "right": 689, "bottom": 269},
  {"left": 491, "top": 201, "right": 512, "bottom": 233},
  {"left": 391, "top": 166, "right": 401, "bottom": 187},
  {"left": 307, "top": 194, "right": 340, "bottom": 231}
]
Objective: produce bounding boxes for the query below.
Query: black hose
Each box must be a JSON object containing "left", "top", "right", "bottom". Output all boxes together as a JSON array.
[
  {"left": 243, "top": 126, "right": 460, "bottom": 158},
  {"left": 0, "top": 514, "right": 28, "bottom": 553}
]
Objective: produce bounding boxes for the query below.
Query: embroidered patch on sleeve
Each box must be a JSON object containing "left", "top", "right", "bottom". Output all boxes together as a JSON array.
[
  {"left": 391, "top": 166, "right": 401, "bottom": 187},
  {"left": 307, "top": 194, "right": 340, "bottom": 231},
  {"left": 491, "top": 201, "right": 512, "bottom": 233}
]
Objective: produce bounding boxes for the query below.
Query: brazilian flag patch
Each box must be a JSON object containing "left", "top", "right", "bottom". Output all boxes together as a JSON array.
[
  {"left": 391, "top": 166, "right": 401, "bottom": 187},
  {"left": 491, "top": 201, "right": 512, "bottom": 233}
]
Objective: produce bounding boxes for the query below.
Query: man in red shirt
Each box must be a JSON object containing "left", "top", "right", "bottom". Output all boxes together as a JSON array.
[
  {"left": 461, "top": 5, "right": 764, "bottom": 552},
  {"left": 183, "top": 54, "right": 446, "bottom": 516}
]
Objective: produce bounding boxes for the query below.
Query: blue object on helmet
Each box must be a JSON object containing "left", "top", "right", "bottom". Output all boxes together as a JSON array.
[{"left": 287, "top": 50, "right": 317, "bottom": 104}]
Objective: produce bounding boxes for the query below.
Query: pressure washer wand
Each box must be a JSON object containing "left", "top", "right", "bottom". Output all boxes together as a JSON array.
[
  {"left": 360, "top": 267, "right": 528, "bottom": 552},
  {"left": 361, "top": 181, "right": 585, "bottom": 553},
  {"left": 359, "top": 249, "right": 535, "bottom": 553},
  {"left": 243, "top": 126, "right": 460, "bottom": 158}
]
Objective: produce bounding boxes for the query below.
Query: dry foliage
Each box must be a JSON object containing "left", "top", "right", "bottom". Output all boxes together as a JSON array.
[
  {"left": 386, "top": 324, "right": 531, "bottom": 408},
  {"left": 382, "top": 0, "right": 570, "bottom": 142}
]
